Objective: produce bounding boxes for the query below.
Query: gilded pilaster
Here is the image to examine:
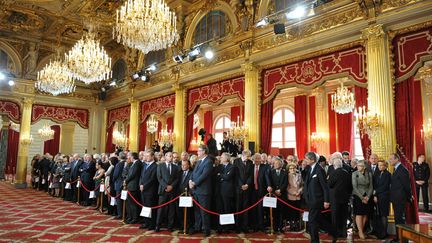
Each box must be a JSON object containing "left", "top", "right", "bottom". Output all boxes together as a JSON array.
[
  {"left": 60, "top": 122, "right": 75, "bottom": 155},
  {"left": 129, "top": 98, "right": 139, "bottom": 152},
  {"left": 313, "top": 87, "right": 330, "bottom": 155},
  {"left": 362, "top": 24, "right": 396, "bottom": 158},
  {"left": 242, "top": 61, "right": 260, "bottom": 152},
  {"left": 172, "top": 83, "right": 186, "bottom": 152},
  {"left": 15, "top": 97, "right": 33, "bottom": 188},
  {"left": 100, "top": 109, "right": 108, "bottom": 153},
  {"left": 89, "top": 105, "right": 103, "bottom": 154}
]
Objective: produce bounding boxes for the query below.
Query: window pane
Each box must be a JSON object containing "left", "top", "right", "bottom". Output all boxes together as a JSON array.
[
  {"left": 215, "top": 132, "right": 223, "bottom": 150},
  {"left": 272, "top": 127, "right": 282, "bottom": 142},
  {"left": 223, "top": 117, "right": 231, "bottom": 129},
  {"left": 215, "top": 117, "right": 224, "bottom": 129},
  {"left": 285, "top": 141, "right": 296, "bottom": 149},
  {"left": 271, "top": 142, "right": 282, "bottom": 148},
  {"left": 284, "top": 126, "right": 296, "bottom": 140},
  {"left": 273, "top": 110, "right": 282, "bottom": 124},
  {"left": 354, "top": 138, "right": 364, "bottom": 160},
  {"left": 285, "top": 109, "right": 295, "bottom": 123}
]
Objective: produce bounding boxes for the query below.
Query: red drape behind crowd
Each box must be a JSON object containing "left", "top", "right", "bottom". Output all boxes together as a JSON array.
[
  {"left": 294, "top": 96, "right": 308, "bottom": 159},
  {"left": 395, "top": 76, "right": 420, "bottom": 224},
  {"left": 354, "top": 86, "right": 371, "bottom": 159},
  {"left": 412, "top": 80, "right": 425, "bottom": 156},
  {"left": 327, "top": 94, "right": 337, "bottom": 153},
  {"left": 231, "top": 106, "right": 241, "bottom": 124},
  {"left": 139, "top": 122, "right": 147, "bottom": 152},
  {"left": 204, "top": 111, "right": 213, "bottom": 143},
  {"left": 166, "top": 117, "right": 174, "bottom": 132},
  {"left": 309, "top": 96, "right": 316, "bottom": 152},
  {"left": 157, "top": 121, "right": 162, "bottom": 137},
  {"left": 43, "top": 125, "right": 61, "bottom": 156},
  {"left": 105, "top": 124, "right": 115, "bottom": 153},
  {"left": 261, "top": 101, "right": 273, "bottom": 154},
  {"left": 5, "top": 126, "right": 19, "bottom": 174},
  {"left": 186, "top": 113, "right": 194, "bottom": 152},
  {"left": 337, "top": 112, "right": 353, "bottom": 155}
]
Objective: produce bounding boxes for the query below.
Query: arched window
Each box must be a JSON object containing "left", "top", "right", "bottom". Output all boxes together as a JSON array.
[
  {"left": 213, "top": 115, "right": 231, "bottom": 150},
  {"left": 271, "top": 107, "right": 296, "bottom": 148},
  {"left": 193, "top": 11, "right": 227, "bottom": 46},
  {"left": 145, "top": 49, "right": 166, "bottom": 66}
]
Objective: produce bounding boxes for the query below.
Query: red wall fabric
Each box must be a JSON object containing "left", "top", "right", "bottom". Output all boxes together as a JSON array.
[
  {"left": 395, "top": 76, "right": 419, "bottom": 224},
  {"left": 309, "top": 96, "right": 316, "bottom": 152},
  {"left": 105, "top": 124, "right": 115, "bottom": 153},
  {"left": 354, "top": 86, "right": 371, "bottom": 159},
  {"left": 204, "top": 111, "right": 213, "bottom": 143},
  {"left": 294, "top": 96, "right": 308, "bottom": 159},
  {"left": 166, "top": 117, "right": 174, "bottom": 133},
  {"left": 327, "top": 94, "right": 337, "bottom": 153},
  {"left": 413, "top": 80, "right": 425, "bottom": 156},
  {"left": 43, "top": 125, "right": 61, "bottom": 156},
  {"left": 186, "top": 113, "right": 194, "bottom": 152},
  {"left": 138, "top": 122, "right": 147, "bottom": 152},
  {"left": 337, "top": 112, "right": 353, "bottom": 155},
  {"left": 261, "top": 101, "right": 273, "bottom": 154},
  {"left": 5, "top": 126, "right": 19, "bottom": 174},
  {"left": 230, "top": 106, "right": 241, "bottom": 124},
  {"left": 157, "top": 121, "right": 162, "bottom": 138}
]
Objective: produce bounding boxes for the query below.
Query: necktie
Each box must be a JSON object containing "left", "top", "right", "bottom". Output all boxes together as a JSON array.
[
  {"left": 182, "top": 171, "right": 187, "bottom": 183},
  {"left": 168, "top": 164, "right": 171, "bottom": 175},
  {"left": 277, "top": 170, "right": 280, "bottom": 176},
  {"left": 254, "top": 166, "right": 259, "bottom": 190},
  {"left": 145, "top": 163, "right": 149, "bottom": 170}
]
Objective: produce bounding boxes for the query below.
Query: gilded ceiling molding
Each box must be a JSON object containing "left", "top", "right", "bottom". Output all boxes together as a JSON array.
[
  {"left": 0, "top": 40, "right": 22, "bottom": 76},
  {"left": 183, "top": 0, "right": 239, "bottom": 49},
  {"left": 381, "top": 0, "right": 423, "bottom": 12}
]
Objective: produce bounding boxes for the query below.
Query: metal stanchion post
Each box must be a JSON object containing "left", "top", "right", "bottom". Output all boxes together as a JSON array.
[
  {"left": 100, "top": 177, "right": 104, "bottom": 213},
  {"left": 269, "top": 194, "right": 274, "bottom": 235},
  {"left": 77, "top": 176, "right": 81, "bottom": 205},
  {"left": 122, "top": 181, "right": 127, "bottom": 224},
  {"left": 183, "top": 188, "right": 188, "bottom": 235}
]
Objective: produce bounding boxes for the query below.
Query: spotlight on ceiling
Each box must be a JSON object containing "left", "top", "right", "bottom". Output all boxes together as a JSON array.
[
  {"left": 132, "top": 73, "right": 140, "bottom": 79},
  {"left": 101, "top": 87, "right": 106, "bottom": 92},
  {"left": 256, "top": 17, "right": 269, "bottom": 27},
  {"left": 0, "top": 72, "right": 5, "bottom": 80},
  {"left": 141, "top": 75, "right": 147, "bottom": 81},
  {"left": 109, "top": 81, "right": 116, "bottom": 86},
  {"left": 146, "top": 64, "right": 157, "bottom": 71},
  {"left": 173, "top": 55, "right": 185, "bottom": 64},
  {"left": 204, "top": 49, "right": 214, "bottom": 60},
  {"left": 188, "top": 47, "right": 201, "bottom": 61},
  {"left": 8, "top": 80, "right": 15, "bottom": 86},
  {"left": 286, "top": 5, "right": 307, "bottom": 19}
]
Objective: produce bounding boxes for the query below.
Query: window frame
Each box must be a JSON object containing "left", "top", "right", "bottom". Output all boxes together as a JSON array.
[{"left": 271, "top": 107, "right": 296, "bottom": 148}]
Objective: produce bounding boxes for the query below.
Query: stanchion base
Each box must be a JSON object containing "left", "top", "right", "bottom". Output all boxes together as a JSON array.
[{"left": 14, "top": 182, "right": 27, "bottom": 189}]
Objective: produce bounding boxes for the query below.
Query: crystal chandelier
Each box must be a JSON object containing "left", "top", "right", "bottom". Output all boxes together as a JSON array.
[
  {"left": 38, "top": 123, "right": 55, "bottom": 141},
  {"left": 421, "top": 118, "right": 432, "bottom": 141},
  {"left": 146, "top": 115, "right": 158, "bottom": 134},
  {"left": 354, "top": 106, "right": 380, "bottom": 138},
  {"left": 113, "top": 130, "right": 128, "bottom": 147},
  {"left": 159, "top": 124, "right": 175, "bottom": 147},
  {"left": 310, "top": 132, "right": 325, "bottom": 148},
  {"left": 9, "top": 121, "right": 20, "bottom": 132},
  {"left": 66, "top": 29, "right": 112, "bottom": 84},
  {"left": 416, "top": 65, "right": 432, "bottom": 84},
  {"left": 331, "top": 83, "right": 355, "bottom": 114},
  {"left": 114, "top": 0, "right": 179, "bottom": 54},
  {"left": 228, "top": 116, "right": 248, "bottom": 145},
  {"left": 36, "top": 58, "right": 75, "bottom": 96}
]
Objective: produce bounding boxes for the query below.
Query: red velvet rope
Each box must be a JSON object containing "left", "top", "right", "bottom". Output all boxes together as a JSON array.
[
  {"left": 127, "top": 191, "right": 180, "bottom": 209},
  {"left": 79, "top": 180, "right": 101, "bottom": 193},
  {"left": 275, "top": 196, "right": 331, "bottom": 213},
  {"left": 105, "top": 186, "right": 121, "bottom": 199}
]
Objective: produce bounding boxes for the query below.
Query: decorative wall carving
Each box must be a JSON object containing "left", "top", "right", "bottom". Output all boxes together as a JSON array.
[
  {"left": 0, "top": 99, "right": 20, "bottom": 123},
  {"left": 140, "top": 94, "right": 176, "bottom": 123},
  {"left": 32, "top": 104, "right": 89, "bottom": 129},
  {"left": 107, "top": 105, "right": 131, "bottom": 128}
]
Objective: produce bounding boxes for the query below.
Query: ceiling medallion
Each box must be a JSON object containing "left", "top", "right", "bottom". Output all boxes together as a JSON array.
[
  {"left": 65, "top": 28, "right": 112, "bottom": 84},
  {"left": 36, "top": 57, "right": 75, "bottom": 96},
  {"left": 113, "top": 0, "right": 179, "bottom": 54}
]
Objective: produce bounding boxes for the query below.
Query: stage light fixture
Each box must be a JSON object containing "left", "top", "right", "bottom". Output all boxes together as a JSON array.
[
  {"left": 141, "top": 75, "right": 147, "bottom": 81},
  {"left": 256, "top": 17, "right": 269, "bottom": 27},
  {"left": 204, "top": 49, "right": 214, "bottom": 60},
  {"left": 0, "top": 72, "right": 5, "bottom": 80},
  {"left": 147, "top": 64, "right": 157, "bottom": 71},
  {"left": 173, "top": 54, "right": 185, "bottom": 64},
  {"left": 8, "top": 80, "right": 15, "bottom": 86},
  {"left": 109, "top": 81, "right": 116, "bottom": 86},
  {"left": 286, "top": 5, "right": 306, "bottom": 19},
  {"left": 132, "top": 73, "right": 140, "bottom": 79}
]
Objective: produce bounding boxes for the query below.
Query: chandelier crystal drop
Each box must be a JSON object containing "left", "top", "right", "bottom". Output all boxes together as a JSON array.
[
  {"left": 36, "top": 59, "right": 75, "bottom": 96},
  {"left": 113, "top": 130, "right": 128, "bottom": 147},
  {"left": 146, "top": 115, "right": 158, "bottom": 134},
  {"left": 159, "top": 124, "right": 175, "bottom": 147},
  {"left": 38, "top": 123, "right": 55, "bottom": 141},
  {"left": 331, "top": 83, "right": 355, "bottom": 114},
  {"left": 354, "top": 106, "right": 380, "bottom": 138},
  {"left": 228, "top": 116, "right": 248, "bottom": 145},
  {"left": 65, "top": 31, "right": 112, "bottom": 84},
  {"left": 114, "top": 0, "right": 179, "bottom": 54}
]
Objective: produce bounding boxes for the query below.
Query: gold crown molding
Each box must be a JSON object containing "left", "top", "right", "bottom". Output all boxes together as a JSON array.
[
  {"left": 183, "top": 72, "right": 244, "bottom": 91},
  {"left": 387, "top": 20, "right": 432, "bottom": 40},
  {"left": 381, "top": 0, "right": 423, "bottom": 12}
]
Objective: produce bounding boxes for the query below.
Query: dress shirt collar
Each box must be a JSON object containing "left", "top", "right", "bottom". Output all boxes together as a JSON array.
[{"left": 395, "top": 162, "right": 401, "bottom": 171}]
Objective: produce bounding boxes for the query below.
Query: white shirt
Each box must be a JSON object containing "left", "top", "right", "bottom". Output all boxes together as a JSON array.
[{"left": 310, "top": 162, "right": 317, "bottom": 174}]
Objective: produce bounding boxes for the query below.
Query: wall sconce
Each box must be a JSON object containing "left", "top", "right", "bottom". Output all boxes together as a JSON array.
[
  {"left": 310, "top": 132, "right": 325, "bottom": 148},
  {"left": 21, "top": 134, "right": 33, "bottom": 145}
]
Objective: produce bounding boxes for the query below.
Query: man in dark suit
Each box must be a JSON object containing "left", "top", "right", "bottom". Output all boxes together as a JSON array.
[
  {"left": 39, "top": 153, "right": 52, "bottom": 192},
  {"left": 233, "top": 150, "right": 254, "bottom": 233},
  {"left": 216, "top": 152, "right": 236, "bottom": 233},
  {"left": 303, "top": 152, "right": 336, "bottom": 243},
  {"left": 267, "top": 157, "right": 288, "bottom": 232},
  {"left": 113, "top": 152, "right": 126, "bottom": 219},
  {"left": 368, "top": 154, "right": 380, "bottom": 178},
  {"left": 177, "top": 159, "right": 193, "bottom": 232},
  {"left": 250, "top": 153, "right": 270, "bottom": 232},
  {"left": 138, "top": 149, "right": 158, "bottom": 229},
  {"left": 155, "top": 152, "right": 179, "bottom": 231},
  {"left": 389, "top": 153, "right": 412, "bottom": 242},
  {"left": 79, "top": 154, "right": 96, "bottom": 206},
  {"left": 189, "top": 145, "right": 214, "bottom": 236},
  {"left": 70, "top": 154, "right": 83, "bottom": 203},
  {"left": 125, "top": 152, "right": 142, "bottom": 224},
  {"left": 413, "top": 154, "right": 430, "bottom": 212},
  {"left": 206, "top": 133, "right": 218, "bottom": 157},
  {"left": 327, "top": 158, "right": 352, "bottom": 238}
]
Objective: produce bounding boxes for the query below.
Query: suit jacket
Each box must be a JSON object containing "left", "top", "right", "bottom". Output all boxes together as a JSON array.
[
  {"left": 352, "top": 170, "right": 373, "bottom": 199},
  {"left": 79, "top": 161, "right": 96, "bottom": 184},
  {"left": 269, "top": 168, "right": 288, "bottom": 197},
  {"left": 373, "top": 169, "right": 391, "bottom": 216},
  {"left": 218, "top": 163, "right": 236, "bottom": 197},
  {"left": 156, "top": 162, "right": 179, "bottom": 195},
  {"left": 139, "top": 161, "right": 158, "bottom": 196},
  {"left": 191, "top": 156, "right": 213, "bottom": 196},
  {"left": 233, "top": 158, "right": 254, "bottom": 191},
  {"left": 327, "top": 162, "right": 352, "bottom": 178},
  {"left": 207, "top": 137, "right": 218, "bottom": 156},
  {"left": 252, "top": 164, "right": 271, "bottom": 196},
  {"left": 390, "top": 163, "right": 412, "bottom": 205},
  {"left": 304, "top": 163, "right": 330, "bottom": 209},
  {"left": 328, "top": 167, "right": 352, "bottom": 204},
  {"left": 113, "top": 160, "right": 125, "bottom": 192},
  {"left": 178, "top": 169, "right": 192, "bottom": 194},
  {"left": 71, "top": 159, "right": 83, "bottom": 181},
  {"left": 125, "top": 160, "right": 142, "bottom": 191}
]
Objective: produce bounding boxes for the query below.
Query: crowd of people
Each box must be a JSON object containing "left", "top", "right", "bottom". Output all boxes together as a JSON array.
[{"left": 29, "top": 140, "right": 429, "bottom": 243}]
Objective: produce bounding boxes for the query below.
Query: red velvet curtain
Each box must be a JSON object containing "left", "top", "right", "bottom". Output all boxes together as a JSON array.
[
  {"left": 327, "top": 94, "right": 337, "bottom": 153},
  {"left": 295, "top": 96, "right": 308, "bottom": 159},
  {"left": 204, "top": 111, "right": 213, "bottom": 143},
  {"left": 231, "top": 106, "right": 241, "bottom": 124},
  {"left": 105, "top": 124, "right": 115, "bottom": 153},
  {"left": 413, "top": 80, "right": 425, "bottom": 156},
  {"left": 395, "top": 77, "right": 420, "bottom": 224},
  {"left": 186, "top": 113, "right": 194, "bottom": 152},
  {"left": 6, "top": 125, "right": 19, "bottom": 175},
  {"left": 43, "top": 125, "right": 61, "bottom": 156},
  {"left": 157, "top": 121, "right": 162, "bottom": 138},
  {"left": 261, "top": 101, "right": 273, "bottom": 154},
  {"left": 337, "top": 113, "right": 353, "bottom": 155},
  {"left": 166, "top": 117, "right": 174, "bottom": 132},
  {"left": 354, "top": 86, "right": 371, "bottom": 159},
  {"left": 309, "top": 96, "right": 317, "bottom": 152},
  {"left": 139, "top": 122, "right": 147, "bottom": 152}
]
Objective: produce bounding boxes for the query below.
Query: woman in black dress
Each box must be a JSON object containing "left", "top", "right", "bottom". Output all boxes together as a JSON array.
[
  {"left": 352, "top": 160, "right": 373, "bottom": 239},
  {"left": 373, "top": 160, "right": 391, "bottom": 238}
]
